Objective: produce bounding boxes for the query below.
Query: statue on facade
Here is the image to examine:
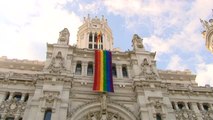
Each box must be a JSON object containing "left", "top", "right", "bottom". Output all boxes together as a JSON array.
[
  {"left": 58, "top": 28, "right": 70, "bottom": 44},
  {"left": 200, "top": 19, "right": 210, "bottom": 30},
  {"left": 140, "top": 58, "right": 157, "bottom": 80},
  {"left": 48, "top": 52, "right": 66, "bottom": 74},
  {"left": 132, "top": 34, "right": 144, "bottom": 50}
]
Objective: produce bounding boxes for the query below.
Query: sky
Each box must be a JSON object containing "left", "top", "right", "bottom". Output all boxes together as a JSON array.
[{"left": 0, "top": 0, "right": 213, "bottom": 86}]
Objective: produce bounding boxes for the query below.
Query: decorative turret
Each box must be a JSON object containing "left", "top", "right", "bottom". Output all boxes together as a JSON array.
[
  {"left": 200, "top": 10, "right": 213, "bottom": 53},
  {"left": 77, "top": 15, "right": 113, "bottom": 50}
]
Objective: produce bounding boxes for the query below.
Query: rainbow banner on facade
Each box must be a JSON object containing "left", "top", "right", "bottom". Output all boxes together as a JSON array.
[{"left": 93, "top": 50, "right": 114, "bottom": 92}]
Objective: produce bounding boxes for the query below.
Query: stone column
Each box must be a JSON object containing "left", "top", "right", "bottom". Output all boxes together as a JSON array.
[
  {"left": 92, "top": 33, "right": 95, "bottom": 43},
  {"left": 116, "top": 65, "right": 122, "bottom": 78},
  {"left": 9, "top": 92, "right": 14, "bottom": 100},
  {"left": 199, "top": 103, "right": 204, "bottom": 111},
  {"left": 191, "top": 102, "right": 203, "bottom": 120},
  {"left": 127, "top": 66, "right": 131, "bottom": 78},
  {"left": 175, "top": 102, "right": 179, "bottom": 110},
  {"left": 72, "top": 63, "right": 76, "bottom": 74},
  {"left": 184, "top": 102, "right": 189, "bottom": 109},
  {"left": 21, "top": 93, "right": 26, "bottom": 101},
  {"left": 209, "top": 103, "right": 213, "bottom": 110},
  {"left": 82, "top": 62, "right": 88, "bottom": 76}
]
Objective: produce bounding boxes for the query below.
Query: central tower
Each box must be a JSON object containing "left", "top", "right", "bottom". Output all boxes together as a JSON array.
[{"left": 76, "top": 15, "right": 113, "bottom": 50}]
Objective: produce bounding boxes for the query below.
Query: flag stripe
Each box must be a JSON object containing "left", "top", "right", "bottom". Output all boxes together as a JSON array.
[{"left": 93, "top": 50, "right": 114, "bottom": 92}]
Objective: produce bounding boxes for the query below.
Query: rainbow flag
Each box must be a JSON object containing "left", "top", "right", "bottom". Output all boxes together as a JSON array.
[{"left": 93, "top": 50, "right": 114, "bottom": 92}]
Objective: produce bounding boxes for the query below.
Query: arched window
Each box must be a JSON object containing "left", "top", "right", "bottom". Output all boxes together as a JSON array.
[
  {"left": 112, "top": 64, "right": 117, "bottom": 77},
  {"left": 5, "top": 92, "right": 10, "bottom": 101},
  {"left": 156, "top": 113, "right": 162, "bottom": 120},
  {"left": 122, "top": 65, "right": 128, "bottom": 78},
  {"left": 87, "top": 62, "right": 93, "bottom": 76},
  {"left": 6, "top": 117, "right": 14, "bottom": 120},
  {"left": 203, "top": 103, "right": 209, "bottom": 111},
  {"left": 13, "top": 92, "right": 22, "bottom": 101},
  {"left": 101, "top": 35, "right": 103, "bottom": 43},
  {"left": 177, "top": 102, "right": 184, "bottom": 110},
  {"left": 44, "top": 109, "right": 52, "bottom": 120},
  {"left": 75, "top": 62, "right": 82, "bottom": 75},
  {"left": 89, "top": 32, "right": 92, "bottom": 42},
  {"left": 24, "top": 93, "right": 29, "bottom": 102}
]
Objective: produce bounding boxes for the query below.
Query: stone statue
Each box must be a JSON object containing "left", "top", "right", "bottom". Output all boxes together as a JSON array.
[
  {"left": 58, "top": 28, "right": 70, "bottom": 44},
  {"left": 132, "top": 34, "right": 144, "bottom": 50},
  {"left": 200, "top": 19, "right": 210, "bottom": 30}
]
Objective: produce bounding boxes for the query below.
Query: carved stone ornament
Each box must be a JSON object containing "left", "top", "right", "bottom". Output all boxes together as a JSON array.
[
  {"left": 175, "top": 109, "right": 197, "bottom": 120},
  {"left": 0, "top": 99, "right": 26, "bottom": 117},
  {"left": 201, "top": 110, "right": 213, "bottom": 120},
  {"left": 43, "top": 91, "right": 59, "bottom": 109},
  {"left": 48, "top": 52, "right": 66, "bottom": 74},
  {"left": 81, "top": 111, "right": 125, "bottom": 120},
  {"left": 139, "top": 58, "right": 157, "bottom": 80}
]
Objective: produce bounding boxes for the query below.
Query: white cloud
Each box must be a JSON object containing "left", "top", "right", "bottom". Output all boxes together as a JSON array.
[
  {"left": 143, "top": 36, "right": 173, "bottom": 57},
  {"left": 0, "top": 0, "right": 82, "bottom": 60},
  {"left": 196, "top": 63, "right": 213, "bottom": 86},
  {"left": 166, "top": 55, "right": 187, "bottom": 70}
]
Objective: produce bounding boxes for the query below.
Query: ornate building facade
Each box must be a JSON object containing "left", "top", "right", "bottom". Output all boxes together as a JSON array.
[{"left": 0, "top": 16, "right": 213, "bottom": 120}]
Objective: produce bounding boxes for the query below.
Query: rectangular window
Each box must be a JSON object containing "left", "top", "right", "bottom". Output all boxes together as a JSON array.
[
  {"left": 122, "top": 66, "right": 128, "bottom": 78},
  {"left": 94, "top": 44, "right": 97, "bottom": 49},
  {"left": 88, "top": 44, "right": 92, "bottom": 49},
  {"left": 75, "top": 63, "right": 82, "bottom": 75},
  {"left": 112, "top": 64, "right": 117, "bottom": 77},
  {"left": 87, "top": 63, "right": 93, "bottom": 76}
]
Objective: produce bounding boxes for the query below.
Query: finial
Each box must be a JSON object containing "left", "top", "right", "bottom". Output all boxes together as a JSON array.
[{"left": 87, "top": 14, "right": 90, "bottom": 19}]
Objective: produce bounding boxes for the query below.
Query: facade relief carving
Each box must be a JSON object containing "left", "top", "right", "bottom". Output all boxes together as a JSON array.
[
  {"left": 41, "top": 91, "right": 59, "bottom": 111},
  {"left": 175, "top": 109, "right": 197, "bottom": 120},
  {"left": 81, "top": 111, "right": 124, "bottom": 120},
  {"left": 48, "top": 52, "right": 66, "bottom": 74},
  {"left": 140, "top": 58, "right": 157, "bottom": 80},
  {"left": 201, "top": 110, "right": 213, "bottom": 120},
  {"left": 0, "top": 99, "right": 26, "bottom": 118}
]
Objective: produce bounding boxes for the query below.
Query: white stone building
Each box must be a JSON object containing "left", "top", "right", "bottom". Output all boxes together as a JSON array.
[{"left": 0, "top": 15, "right": 213, "bottom": 120}]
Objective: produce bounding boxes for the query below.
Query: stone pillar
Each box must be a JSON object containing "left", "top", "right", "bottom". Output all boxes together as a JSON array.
[
  {"left": 209, "top": 103, "right": 213, "bottom": 110},
  {"left": 199, "top": 103, "right": 204, "bottom": 111},
  {"left": 127, "top": 66, "right": 131, "bottom": 78},
  {"left": 116, "top": 65, "right": 122, "bottom": 78},
  {"left": 9, "top": 92, "right": 14, "bottom": 100},
  {"left": 185, "top": 102, "right": 189, "bottom": 109},
  {"left": 82, "top": 62, "right": 88, "bottom": 76},
  {"left": 72, "top": 63, "right": 76, "bottom": 74},
  {"left": 175, "top": 102, "right": 179, "bottom": 110},
  {"left": 92, "top": 33, "right": 95, "bottom": 43},
  {"left": 21, "top": 93, "right": 26, "bottom": 101},
  {"left": 191, "top": 102, "right": 203, "bottom": 120}
]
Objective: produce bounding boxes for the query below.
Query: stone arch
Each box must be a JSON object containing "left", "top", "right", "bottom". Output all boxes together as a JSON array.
[{"left": 70, "top": 102, "right": 137, "bottom": 120}]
